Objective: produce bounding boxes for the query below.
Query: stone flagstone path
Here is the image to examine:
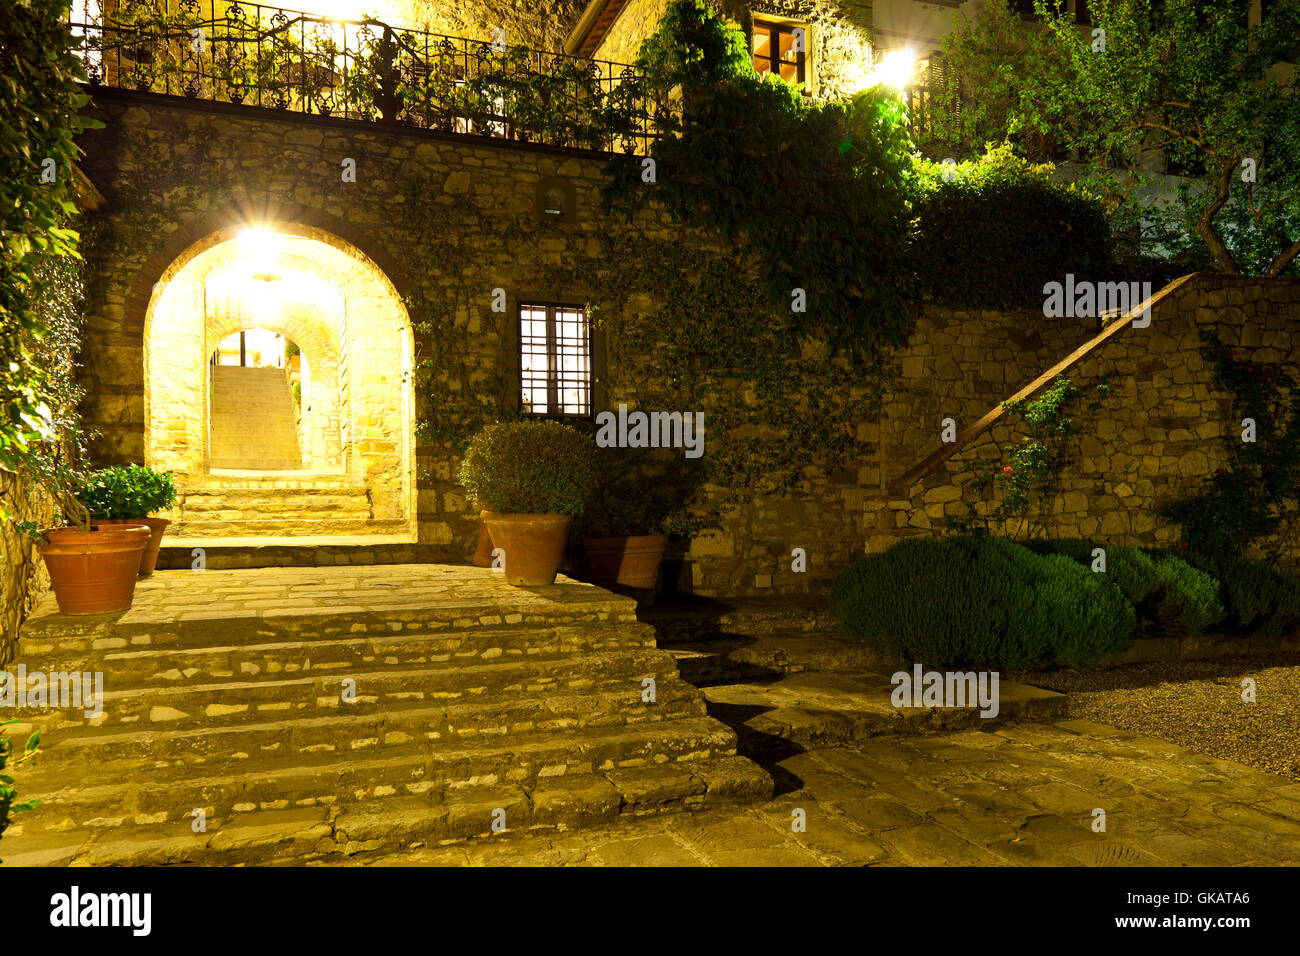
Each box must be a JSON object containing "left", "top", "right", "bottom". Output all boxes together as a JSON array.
[{"left": 352, "top": 719, "right": 1300, "bottom": 866}]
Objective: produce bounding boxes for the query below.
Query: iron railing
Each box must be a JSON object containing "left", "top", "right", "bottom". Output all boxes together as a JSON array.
[{"left": 68, "top": 0, "right": 653, "bottom": 153}]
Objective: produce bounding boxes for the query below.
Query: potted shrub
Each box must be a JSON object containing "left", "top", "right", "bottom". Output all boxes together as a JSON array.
[
  {"left": 75, "top": 464, "right": 177, "bottom": 576},
  {"left": 578, "top": 468, "right": 670, "bottom": 592},
  {"left": 459, "top": 420, "right": 595, "bottom": 586},
  {"left": 35, "top": 489, "right": 152, "bottom": 616},
  {"left": 577, "top": 449, "right": 709, "bottom": 595},
  {"left": 471, "top": 502, "right": 494, "bottom": 567}
]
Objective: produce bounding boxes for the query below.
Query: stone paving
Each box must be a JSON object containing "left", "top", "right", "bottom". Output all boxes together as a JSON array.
[
  {"left": 351, "top": 719, "right": 1300, "bottom": 866},
  {"left": 10, "top": 566, "right": 1300, "bottom": 867}
]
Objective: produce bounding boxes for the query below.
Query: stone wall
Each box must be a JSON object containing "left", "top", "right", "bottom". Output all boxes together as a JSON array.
[
  {"left": 862, "top": 275, "right": 1300, "bottom": 568},
  {"left": 75, "top": 90, "right": 682, "bottom": 555},
  {"left": 1, "top": 478, "right": 56, "bottom": 666},
  {"left": 589, "top": 0, "right": 673, "bottom": 65},
  {"left": 397, "top": 0, "right": 589, "bottom": 50},
  {"left": 73, "top": 90, "right": 1300, "bottom": 602}
]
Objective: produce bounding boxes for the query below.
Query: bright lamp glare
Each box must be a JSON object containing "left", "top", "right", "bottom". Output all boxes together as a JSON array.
[
  {"left": 238, "top": 226, "right": 279, "bottom": 264},
  {"left": 866, "top": 47, "right": 917, "bottom": 91}
]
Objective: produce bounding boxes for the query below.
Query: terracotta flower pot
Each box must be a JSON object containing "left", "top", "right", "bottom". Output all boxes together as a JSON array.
[
  {"left": 482, "top": 512, "right": 572, "bottom": 586},
  {"left": 96, "top": 516, "right": 170, "bottom": 576},
  {"left": 36, "top": 524, "right": 153, "bottom": 615},
  {"left": 583, "top": 534, "right": 669, "bottom": 590},
  {"left": 472, "top": 509, "right": 494, "bottom": 568}
]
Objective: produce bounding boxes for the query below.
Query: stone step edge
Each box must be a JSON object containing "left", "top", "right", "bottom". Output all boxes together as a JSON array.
[
  {"left": 16, "top": 682, "right": 707, "bottom": 749},
  {"left": 18, "top": 625, "right": 658, "bottom": 673},
  {"left": 714, "top": 683, "right": 1069, "bottom": 755},
  {"left": 6, "top": 650, "right": 682, "bottom": 723},
  {"left": 20, "top": 600, "right": 643, "bottom": 642},
  {"left": 3, "top": 756, "right": 775, "bottom": 866},
  {"left": 15, "top": 716, "right": 740, "bottom": 815}
]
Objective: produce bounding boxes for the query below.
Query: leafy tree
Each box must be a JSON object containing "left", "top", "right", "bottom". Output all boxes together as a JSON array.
[
  {"left": 1, "top": 0, "right": 99, "bottom": 493},
  {"left": 933, "top": 0, "right": 1300, "bottom": 276},
  {"left": 910, "top": 144, "right": 1112, "bottom": 307}
]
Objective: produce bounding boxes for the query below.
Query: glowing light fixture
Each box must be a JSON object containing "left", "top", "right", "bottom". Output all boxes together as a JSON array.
[
  {"left": 865, "top": 47, "right": 917, "bottom": 92},
  {"left": 237, "top": 226, "right": 280, "bottom": 265}
]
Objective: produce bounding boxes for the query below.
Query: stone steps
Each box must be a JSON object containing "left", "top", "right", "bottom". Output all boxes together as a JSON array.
[
  {"left": 704, "top": 671, "right": 1068, "bottom": 759},
  {"left": 4, "top": 566, "right": 772, "bottom": 863},
  {"left": 182, "top": 496, "right": 372, "bottom": 515},
  {"left": 167, "top": 474, "right": 389, "bottom": 538},
  {"left": 209, "top": 365, "right": 301, "bottom": 470},
  {"left": 173, "top": 516, "right": 406, "bottom": 537},
  {"left": 14, "top": 684, "right": 709, "bottom": 763},
  {"left": 11, "top": 717, "right": 743, "bottom": 837},
  {"left": 1, "top": 754, "right": 771, "bottom": 866},
  {"left": 11, "top": 650, "right": 683, "bottom": 730},
  {"left": 153, "top": 538, "right": 418, "bottom": 571},
  {"left": 25, "top": 623, "right": 656, "bottom": 685}
]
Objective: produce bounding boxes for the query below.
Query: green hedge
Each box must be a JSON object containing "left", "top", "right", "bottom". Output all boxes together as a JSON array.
[
  {"left": 1181, "top": 550, "right": 1300, "bottom": 638},
  {"left": 1029, "top": 538, "right": 1225, "bottom": 635},
  {"left": 909, "top": 148, "right": 1112, "bottom": 311},
  {"left": 829, "top": 536, "right": 1135, "bottom": 668}
]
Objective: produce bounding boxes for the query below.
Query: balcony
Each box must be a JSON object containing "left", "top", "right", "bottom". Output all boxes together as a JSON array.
[{"left": 69, "top": 0, "right": 652, "bottom": 154}]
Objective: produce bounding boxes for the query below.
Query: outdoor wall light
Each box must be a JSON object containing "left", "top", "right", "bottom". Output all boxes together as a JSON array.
[
  {"left": 237, "top": 225, "right": 280, "bottom": 263},
  {"left": 864, "top": 47, "right": 917, "bottom": 92}
]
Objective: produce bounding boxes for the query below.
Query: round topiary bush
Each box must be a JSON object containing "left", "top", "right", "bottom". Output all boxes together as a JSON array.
[
  {"left": 829, "top": 536, "right": 1136, "bottom": 668},
  {"left": 459, "top": 420, "right": 596, "bottom": 516}
]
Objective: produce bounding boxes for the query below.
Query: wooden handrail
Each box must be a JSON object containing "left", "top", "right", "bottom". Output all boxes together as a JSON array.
[{"left": 870, "top": 272, "right": 1205, "bottom": 501}]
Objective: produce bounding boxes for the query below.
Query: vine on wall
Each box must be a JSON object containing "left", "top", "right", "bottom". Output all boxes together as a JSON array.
[
  {"left": 948, "top": 374, "right": 1111, "bottom": 541},
  {"left": 1163, "top": 329, "right": 1300, "bottom": 567},
  {"left": 542, "top": 230, "right": 888, "bottom": 534}
]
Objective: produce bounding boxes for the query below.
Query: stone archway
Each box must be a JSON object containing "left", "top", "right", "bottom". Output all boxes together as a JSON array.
[{"left": 143, "top": 224, "right": 416, "bottom": 536}]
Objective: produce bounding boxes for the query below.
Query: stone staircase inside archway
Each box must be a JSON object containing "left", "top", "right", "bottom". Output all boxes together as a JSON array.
[
  {"left": 1, "top": 566, "right": 773, "bottom": 865},
  {"left": 170, "top": 474, "right": 406, "bottom": 538},
  {"left": 209, "top": 365, "right": 301, "bottom": 470}
]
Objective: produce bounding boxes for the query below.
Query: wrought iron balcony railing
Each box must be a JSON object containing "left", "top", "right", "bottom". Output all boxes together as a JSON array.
[{"left": 68, "top": 0, "right": 653, "bottom": 154}]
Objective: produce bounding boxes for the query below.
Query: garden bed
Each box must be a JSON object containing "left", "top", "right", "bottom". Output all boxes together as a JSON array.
[{"left": 1014, "top": 652, "right": 1300, "bottom": 780}]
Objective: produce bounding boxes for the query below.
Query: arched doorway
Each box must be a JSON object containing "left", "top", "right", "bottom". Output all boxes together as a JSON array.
[{"left": 143, "top": 224, "right": 416, "bottom": 538}]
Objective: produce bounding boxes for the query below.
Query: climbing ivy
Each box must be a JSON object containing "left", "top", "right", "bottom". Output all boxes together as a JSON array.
[
  {"left": 1162, "top": 329, "right": 1300, "bottom": 567},
  {"left": 1, "top": 0, "right": 101, "bottom": 488},
  {"left": 601, "top": 0, "right": 916, "bottom": 359},
  {"left": 542, "top": 230, "right": 888, "bottom": 535},
  {"left": 950, "top": 374, "right": 1110, "bottom": 541}
]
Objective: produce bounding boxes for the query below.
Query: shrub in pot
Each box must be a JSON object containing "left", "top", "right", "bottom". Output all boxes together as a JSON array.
[
  {"left": 577, "top": 451, "right": 701, "bottom": 593},
  {"left": 75, "top": 464, "right": 178, "bottom": 575},
  {"left": 459, "top": 420, "right": 596, "bottom": 586},
  {"left": 33, "top": 482, "right": 152, "bottom": 616}
]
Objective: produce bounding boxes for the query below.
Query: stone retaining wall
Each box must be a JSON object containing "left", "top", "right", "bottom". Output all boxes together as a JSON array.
[{"left": 870, "top": 275, "right": 1300, "bottom": 568}]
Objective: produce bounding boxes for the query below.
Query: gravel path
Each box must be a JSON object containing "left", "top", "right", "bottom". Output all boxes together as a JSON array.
[{"left": 1013, "top": 652, "right": 1300, "bottom": 780}]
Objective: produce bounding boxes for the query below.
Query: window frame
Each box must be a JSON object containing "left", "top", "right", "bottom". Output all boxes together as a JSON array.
[
  {"left": 516, "top": 300, "right": 594, "bottom": 420},
  {"left": 751, "top": 16, "right": 809, "bottom": 86}
]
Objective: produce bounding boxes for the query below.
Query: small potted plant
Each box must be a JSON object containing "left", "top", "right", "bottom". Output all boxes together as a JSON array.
[
  {"left": 459, "top": 420, "right": 595, "bottom": 586},
  {"left": 74, "top": 464, "right": 177, "bottom": 576}
]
